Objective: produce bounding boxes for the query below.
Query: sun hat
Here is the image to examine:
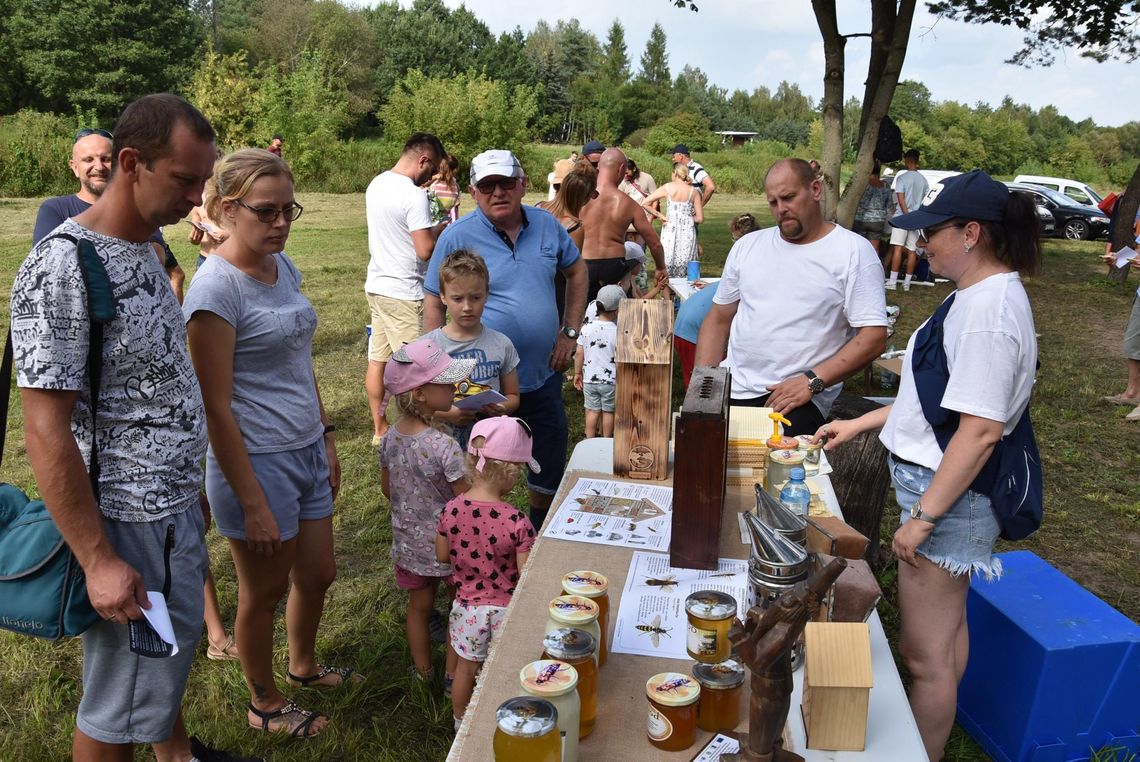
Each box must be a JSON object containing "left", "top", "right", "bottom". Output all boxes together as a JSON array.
[
  {"left": 471, "top": 150, "right": 525, "bottom": 184},
  {"left": 623, "top": 241, "right": 646, "bottom": 267},
  {"left": 552, "top": 159, "right": 575, "bottom": 185},
  {"left": 670, "top": 144, "right": 691, "bottom": 156},
  {"left": 383, "top": 337, "right": 476, "bottom": 397},
  {"left": 891, "top": 169, "right": 1010, "bottom": 230},
  {"left": 582, "top": 140, "right": 605, "bottom": 156},
  {"left": 468, "top": 416, "right": 541, "bottom": 473},
  {"left": 595, "top": 284, "right": 626, "bottom": 312}
]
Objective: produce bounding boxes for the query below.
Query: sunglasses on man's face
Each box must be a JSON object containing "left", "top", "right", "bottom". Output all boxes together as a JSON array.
[
  {"left": 75, "top": 128, "right": 112, "bottom": 143},
  {"left": 475, "top": 177, "right": 519, "bottom": 194}
]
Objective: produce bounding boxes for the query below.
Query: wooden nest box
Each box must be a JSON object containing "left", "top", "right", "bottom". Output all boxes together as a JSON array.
[
  {"left": 613, "top": 298, "right": 673, "bottom": 481},
  {"left": 801, "top": 621, "right": 873, "bottom": 751}
]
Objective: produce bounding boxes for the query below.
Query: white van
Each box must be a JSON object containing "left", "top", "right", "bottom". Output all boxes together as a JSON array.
[{"left": 1013, "top": 175, "right": 1103, "bottom": 207}]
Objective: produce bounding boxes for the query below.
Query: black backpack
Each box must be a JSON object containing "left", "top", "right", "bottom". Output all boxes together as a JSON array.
[{"left": 875, "top": 116, "right": 903, "bottom": 163}]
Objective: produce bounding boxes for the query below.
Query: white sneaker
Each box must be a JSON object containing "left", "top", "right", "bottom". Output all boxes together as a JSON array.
[
  {"left": 901, "top": 282, "right": 910, "bottom": 292},
  {"left": 885, "top": 282, "right": 897, "bottom": 291},
  {"left": 1127, "top": 405, "right": 1140, "bottom": 421}
]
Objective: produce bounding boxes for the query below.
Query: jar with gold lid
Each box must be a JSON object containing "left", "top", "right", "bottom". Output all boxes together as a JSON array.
[
  {"left": 561, "top": 571, "right": 609, "bottom": 667},
  {"left": 685, "top": 590, "right": 737, "bottom": 663},
  {"left": 692, "top": 660, "right": 745, "bottom": 732},
  {"left": 645, "top": 672, "right": 701, "bottom": 751},
  {"left": 493, "top": 696, "right": 561, "bottom": 761},
  {"left": 546, "top": 596, "right": 601, "bottom": 666},
  {"left": 520, "top": 660, "right": 580, "bottom": 762},
  {"left": 541, "top": 628, "right": 598, "bottom": 739},
  {"left": 764, "top": 448, "right": 806, "bottom": 499}
]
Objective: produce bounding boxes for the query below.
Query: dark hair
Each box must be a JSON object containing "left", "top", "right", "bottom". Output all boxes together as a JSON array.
[
  {"left": 730, "top": 213, "right": 758, "bottom": 240},
  {"left": 403, "top": 132, "right": 445, "bottom": 159},
  {"left": 904, "top": 149, "right": 920, "bottom": 162},
  {"left": 765, "top": 158, "right": 816, "bottom": 189},
  {"left": 626, "top": 158, "right": 640, "bottom": 179},
  {"left": 871, "top": 162, "right": 881, "bottom": 176},
  {"left": 111, "top": 93, "right": 214, "bottom": 171},
  {"left": 547, "top": 163, "right": 596, "bottom": 219},
  {"left": 272, "top": 134, "right": 283, "bottom": 141},
  {"left": 979, "top": 191, "right": 1042, "bottom": 277}
]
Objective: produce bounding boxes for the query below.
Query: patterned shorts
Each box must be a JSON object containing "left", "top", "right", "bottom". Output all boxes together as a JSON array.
[{"left": 448, "top": 601, "right": 506, "bottom": 662}]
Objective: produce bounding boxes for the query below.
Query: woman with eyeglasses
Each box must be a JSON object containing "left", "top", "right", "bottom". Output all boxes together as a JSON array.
[
  {"left": 813, "top": 170, "right": 1041, "bottom": 761},
  {"left": 183, "top": 148, "right": 354, "bottom": 739}
]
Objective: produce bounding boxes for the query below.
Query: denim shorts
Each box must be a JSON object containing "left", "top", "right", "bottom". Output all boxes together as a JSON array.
[
  {"left": 889, "top": 456, "right": 1003, "bottom": 580},
  {"left": 583, "top": 382, "right": 616, "bottom": 412},
  {"left": 515, "top": 372, "right": 568, "bottom": 496},
  {"left": 205, "top": 438, "right": 334, "bottom": 541}
]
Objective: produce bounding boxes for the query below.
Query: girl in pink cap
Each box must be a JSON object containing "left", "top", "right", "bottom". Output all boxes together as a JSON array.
[
  {"left": 435, "top": 416, "right": 538, "bottom": 728},
  {"left": 379, "top": 337, "right": 476, "bottom": 684}
]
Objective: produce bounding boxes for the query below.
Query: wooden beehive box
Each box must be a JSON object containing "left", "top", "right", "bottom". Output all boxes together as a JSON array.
[
  {"left": 613, "top": 298, "right": 673, "bottom": 481},
  {"left": 801, "top": 621, "right": 873, "bottom": 750},
  {"left": 670, "top": 366, "right": 729, "bottom": 569}
]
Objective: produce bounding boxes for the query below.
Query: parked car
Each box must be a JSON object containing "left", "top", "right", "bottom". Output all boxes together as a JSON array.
[
  {"left": 1013, "top": 174, "right": 1103, "bottom": 208},
  {"left": 1004, "top": 182, "right": 1111, "bottom": 240}
]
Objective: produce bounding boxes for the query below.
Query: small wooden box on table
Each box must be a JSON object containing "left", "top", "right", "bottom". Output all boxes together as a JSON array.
[
  {"left": 801, "top": 622, "right": 873, "bottom": 751},
  {"left": 613, "top": 299, "right": 673, "bottom": 481},
  {"left": 670, "top": 366, "right": 730, "bottom": 570}
]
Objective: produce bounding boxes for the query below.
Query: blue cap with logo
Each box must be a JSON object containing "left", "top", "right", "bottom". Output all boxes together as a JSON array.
[{"left": 891, "top": 170, "right": 1010, "bottom": 230}]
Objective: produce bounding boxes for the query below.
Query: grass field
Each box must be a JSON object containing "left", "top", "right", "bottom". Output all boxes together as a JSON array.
[{"left": 1, "top": 190, "right": 1138, "bottom": 761}]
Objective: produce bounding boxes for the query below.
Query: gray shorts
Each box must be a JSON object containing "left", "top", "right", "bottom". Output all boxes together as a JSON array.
[
  {"left": 583, "top": 382, "right": 616, "bottom": 412},
  {"left": 1124, "top": 296, "right": 1140, "bottom": 361},
  {"left": 205, "top": 438, "right": 333, "bottom": 541},
  {"left": 77, "top": 506, "right": 208, "bottom": 744}
]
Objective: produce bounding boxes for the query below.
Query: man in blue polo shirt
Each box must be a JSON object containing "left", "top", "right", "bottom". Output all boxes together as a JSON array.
[{"left": 424, "top": 149, "right": 587, "bottom": 529}]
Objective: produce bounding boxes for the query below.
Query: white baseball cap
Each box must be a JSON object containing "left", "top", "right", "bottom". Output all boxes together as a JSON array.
[{"left": 471, "top": 150, "right": 525, "bottom": 184}]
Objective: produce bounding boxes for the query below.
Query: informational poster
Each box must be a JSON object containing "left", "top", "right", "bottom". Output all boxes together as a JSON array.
[
  {"left": 610, "top": 551, "right": 749, "bottom": 660},
  {"left": 542, "top": 477, "right": 673, "bottom": 550}
]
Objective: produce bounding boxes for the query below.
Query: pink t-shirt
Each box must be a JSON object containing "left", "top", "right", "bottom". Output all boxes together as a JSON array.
[{"left": 437, "top": 496, "right": 536, "bottom": 606}]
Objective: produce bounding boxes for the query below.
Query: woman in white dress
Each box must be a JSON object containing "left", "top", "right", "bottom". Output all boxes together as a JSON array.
[{"left": 641, "top": 163, "right": 704, "bottom": 277}]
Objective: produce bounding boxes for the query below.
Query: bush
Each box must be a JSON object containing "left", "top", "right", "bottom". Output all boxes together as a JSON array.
[
  {"left": 0, "top": 110, "right": 77, "bottom": 197},
  {"left": 643, "top": 112, "right": 714, "bottom": 156}
]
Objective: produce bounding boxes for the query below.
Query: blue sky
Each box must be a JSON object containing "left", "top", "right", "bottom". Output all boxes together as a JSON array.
[{"left": 430, "top": 1, "right": 1138, "bottom": 128}]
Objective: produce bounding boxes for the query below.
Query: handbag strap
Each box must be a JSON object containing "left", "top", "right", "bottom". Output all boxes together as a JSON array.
[{"left": 1, "top": 233, "right": 115, "bottom": 499}]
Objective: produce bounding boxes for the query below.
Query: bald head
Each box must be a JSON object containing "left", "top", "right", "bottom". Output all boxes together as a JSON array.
[
  {"left": 597, "top": 148, "right": 627, "bottom": 187},
  {"left": 70, "top": 133, "right": 113, "bottom": 202},
  {"left": 765, "top": 158, "right": 816, "bottom": 190},
  {"left": 764, "top": 158, "right": 826, "bottom": 243}
]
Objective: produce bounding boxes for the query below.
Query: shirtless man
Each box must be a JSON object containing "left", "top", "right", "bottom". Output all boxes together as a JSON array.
[{"left": 580, "top": 148, "right": 667, "bottom": 300}]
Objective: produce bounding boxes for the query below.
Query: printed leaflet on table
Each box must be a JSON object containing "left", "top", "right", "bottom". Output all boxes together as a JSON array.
[{"left": 542, "top": 477, "right": 673, "bottom": 550}]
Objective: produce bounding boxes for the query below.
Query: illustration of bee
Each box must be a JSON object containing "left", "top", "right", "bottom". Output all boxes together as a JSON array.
[
  {"left": 643, "top": 574, "right": 677, "bottom": 592},
  {"left": 647, "top": 525, "right": 658, "bottom": 533},
  {"left": 535, "top": 662, "right": 568, "bottom": 685},
  {"left": 590, "top": 521, "right": 602, "bottom": 530},
  {"left": 635, "top": 614, "right": 671, "bottom": 648},
  {"left": 564, "top": 573, "right": 605, "bottom": 588},
  {"left": 706, "top": 571, "right": 735, "bottom": 578},
  {"left": 553, "top": 600, "right": 595, "bottom": 612},
  {"left": 655, "top": 676, "right": 692, "bottom": 693},
  {"left": 627, "top": 521, "right": 637, "bottom": 532}
]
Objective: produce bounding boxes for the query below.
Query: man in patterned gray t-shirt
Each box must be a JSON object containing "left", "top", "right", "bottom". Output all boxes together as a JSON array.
[{"left": 11, "top": 95, "right": 253, "bottom": 761}]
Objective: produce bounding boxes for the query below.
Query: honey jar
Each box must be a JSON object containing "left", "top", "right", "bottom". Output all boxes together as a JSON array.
[
  {"left": 764, "top": 448, "right": 806, "bottom": 499},
  {"left": 685, "top": 590, "right": 737, "bottom": 663},
  {"left": 493, "top": 696, "right": 561, "bottom": 761},
  {"left": 541, "top": 628, "right": 598, "bottom": 739},
  {"left": 795, "top": 434, "right": 823, "bottom": 475},
  {"left": 546, "top": 596, "right": 601, "bottom": 665},
  {"left": 692, "top": 660, "right": 745, "bottom": 732},
  {"left": 561, "top": 571, "right": 609, "bottom": 667},
  {"left": 520, "top": 660, "right": 580, "bottom": 762},
  {"left": 645, "top": 671, "right": 701, "bottom": 751}
]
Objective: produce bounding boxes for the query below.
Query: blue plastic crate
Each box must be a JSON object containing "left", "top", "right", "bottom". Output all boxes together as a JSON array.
[{"left": 958, "top": 551, "right": 1140, "bottom": 762}]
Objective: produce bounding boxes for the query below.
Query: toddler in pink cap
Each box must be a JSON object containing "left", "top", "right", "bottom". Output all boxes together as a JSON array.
[
  {"left": 434, "top": 416, "right": 538, "bottom": 728},
  {"left": 378, "top": 338, "right": 476, "bottom": 683}
]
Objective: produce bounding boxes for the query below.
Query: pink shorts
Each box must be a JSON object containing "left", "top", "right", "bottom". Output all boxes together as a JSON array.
[
  {"left": 449, "top": 602, "right": 506, "bottom": 662},
  {"left": 394, "top": 565, "right": 447, "bottom": 591}
]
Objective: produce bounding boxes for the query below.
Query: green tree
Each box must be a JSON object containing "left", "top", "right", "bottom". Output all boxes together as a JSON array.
[
  {"left": 482, "top": 28, "right": 537, "bottom": 91},
  {"left": 10, "top": 0, "right": 203, "bottom": 118},
  {"left": 638, "top": 23, "right": 670, "bottom": 86},
  {"left": 187, "top": 49, "right": 264, "bottom": 149},
  {"left": 644, "top": 112, "right": 713, "bottom": 156},
  {"left": 890, "top": 80, "right": 932, "bottom": 123},
  {"left": 600, "top": 20, "right": 631, "bottom": 85}
]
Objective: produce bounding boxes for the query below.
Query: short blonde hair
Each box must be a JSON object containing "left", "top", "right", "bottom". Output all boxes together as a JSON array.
[
  {"left": 464, "top": 436, "right": 523, "bottom": 492},
  {"left": 393, "top": 390, "right": 435, "bottom": 425},
  {"left": 439, "top": 249, "right": 490, "bottom": 294},
  {"left": 205, "top": 148, "right": 293, "bottom": 223}
]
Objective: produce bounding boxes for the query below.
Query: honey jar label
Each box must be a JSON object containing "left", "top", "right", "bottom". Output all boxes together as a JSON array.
[
  {"left": 687, "top": 623, "right": 718, "bottom": 656},
  {"left": 647, "top": 705, "right": 673, "bottom": 741}
]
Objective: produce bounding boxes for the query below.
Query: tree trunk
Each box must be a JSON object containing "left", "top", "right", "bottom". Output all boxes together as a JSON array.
[
  {"left": 857, "top": 0, "right": 895, "bottom": 144},
  {"left": 835, "top": 0, "right": 918, "bottom": 229},
  {"left": 1107, "top": 160, "right": 1140, "bottom": 285},
  {"left": 812, "top": 0, "right": 845, "bottom": 220}
]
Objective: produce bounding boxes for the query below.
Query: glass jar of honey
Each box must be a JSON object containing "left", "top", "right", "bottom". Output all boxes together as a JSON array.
[
  {"left": 546, "top": 596, "right": 601, "bottom": 666},
  {"left": 541, "top": 628, "right": 598, "bottom": 739},
  {"left": 795, "top": 434, "right": 823, "bottom": 476},
  {"left": 645, "top": 672, "right": 701, "bottom": 751},
  {"left": 561, "top": 571, "right": 609, "bottom": 668},
  {"left": 692, "top": 660, "right": 745, "bottom": 732},
  {"left": 764, "top": 448, "right": 806, "bottom": 499},
  {"left": 493, "top": 696, "right": 561, "bottom": 761},
  {"left": 685, "top": 590, "right": 737, "bottom": 663},
  {"left": 520, "top": 660, "right": 580, "bottom": 762}
]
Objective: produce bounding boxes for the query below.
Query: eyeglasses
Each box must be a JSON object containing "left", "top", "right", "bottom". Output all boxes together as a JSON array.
[
  {"left": 75, "top": 128, "right": 112, "bottom": 143},
  {"left": 918, "top": 222, "right": 963, "bottom": 241},
  {"left": 234, "top": 199, "right": 304, "bottom": 223},
  {"left": 474, "top": 177, "right": 519, "bottom": 194}
]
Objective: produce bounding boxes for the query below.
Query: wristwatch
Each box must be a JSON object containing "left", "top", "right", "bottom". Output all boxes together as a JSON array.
[
  {"left": 560, "top": 325, "right": 579, "bottom": 340},
  {"left": 805, "top": 370, "right": 826, "bottom": 395},
  {"left": 910, "top": 500, "right": 940, "bottom": 524}
]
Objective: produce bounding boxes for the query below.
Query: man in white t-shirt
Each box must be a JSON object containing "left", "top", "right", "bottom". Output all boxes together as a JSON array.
[
  {"left": 365, "top": 132, "right": 449, "bottom": 444},
  {"left": 695, "top": 158, "right": 888, "bottom": 435},
  {"left": 886, "top": 149, "right": 930, "bottom": 291}
]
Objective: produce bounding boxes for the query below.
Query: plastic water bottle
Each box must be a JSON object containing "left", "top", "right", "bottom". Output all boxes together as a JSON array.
[
  {"left": 780, "top": 467, "right": 812, "bottom": 519},
  {"left": 880, "top": 342, "right": 896, "bottom": 390}
]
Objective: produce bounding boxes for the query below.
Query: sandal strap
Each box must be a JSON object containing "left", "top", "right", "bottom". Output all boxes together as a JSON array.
[
  {"left": 248, "top": 701, "right": 325, "bottom": 737},
  {"left": 288, "top": 665, "right": 355, "bottom": 686}
]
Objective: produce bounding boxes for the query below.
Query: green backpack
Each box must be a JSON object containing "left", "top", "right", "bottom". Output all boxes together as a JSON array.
[{"left": 0, "top": 234, "right": 113, "bottom": 639}]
